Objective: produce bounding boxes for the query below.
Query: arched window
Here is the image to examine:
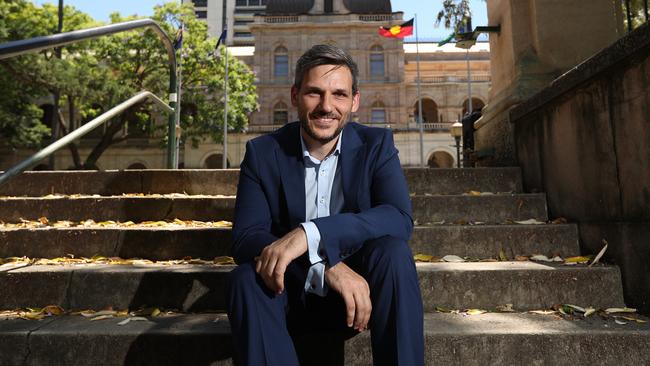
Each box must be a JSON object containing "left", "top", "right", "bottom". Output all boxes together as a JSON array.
[
  {"left": 413, "top": 98, "right": 439, "bottom": 123},
  {"left": 273, "top": 101, "right": 289, "bottom": 125},
  {"left": 370, "top": 101, "right": 386, "bottom": 123},
  {"left": 369, "top": 45, "right": 384, "bottom": 78},
  {"left": 274, "top": 46, "right": 289, "bottom": 78}
]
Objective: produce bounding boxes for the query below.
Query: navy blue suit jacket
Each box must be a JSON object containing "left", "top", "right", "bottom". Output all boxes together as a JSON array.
[{"left": 231, "top": 122, "right": 413, "bottom": 268}]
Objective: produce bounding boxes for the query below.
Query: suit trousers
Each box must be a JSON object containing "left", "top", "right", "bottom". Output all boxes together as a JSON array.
[{"left": 226, "top": 235, "right": 424, "bottom": 366}]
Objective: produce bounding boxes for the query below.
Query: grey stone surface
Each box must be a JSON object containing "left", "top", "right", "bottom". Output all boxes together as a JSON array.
[
  {"left": 0, "top": 227, "right": 232, "bottom": 260},
  {"left": 411, "top": 194, "right": 548, "bottom": 224},
  {"left": 511, "top": 23, "right": 650, "bottom": 313},
  {"left": 0, "top": 223, "right": 579, "bottom": 260},
  {"left": 0, "top": 194, "right": 547, "bottom": 224},
  {"left": 0, "top": 263, "right": 624, "bottom": 312},
  {"left": 410, "top": 224, "right": 580, "bottom": 258},
  {"left": 0, "top": 196, "right": 236, "bottom": 222},
  {"left": 0, "top": 168, "right": 523, "bottom": 197},
  {"left": 0, "top": 169, "right": 241, "bottom": 197},
  {"left": 2, "top": 313, "right": 649, "bottom": 366},
  {"left": 403, "top": 167, "right": 522, "bottom": 195}
]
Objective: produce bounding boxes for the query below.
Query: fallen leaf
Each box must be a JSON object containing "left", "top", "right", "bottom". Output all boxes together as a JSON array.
[
  {"left": 441, "top": 255, "right": 465, "bottom": 263},
  {"left": 614, "top": 319, "right": 627, "bottom": 325},
  {"left": 498, "top": 249, "right": 508, "bottom": 261},
  {"left": 90, "top": 314, "right": 115, "bottom": 321},
  {"left": 515, "top": 255, "right": 530, "bottom": 261},
  {"left": 620, "top": 316, "right": 647, "bottom": 323},
  {"left": 565, "top": 256, "right": 591, "bottom": 264},
  {"left": 436, "top": 306, "right": 452, "bottom": 313},
  {"left": 530, "top": 255, "right": 552, "bottom": 262},
  {"left": 584, "top": 307, "right": 596, "bottom": 317},
  {"left": 213, "top": 256, "right": 236, "bottom": 265},
  {"left": 467, "top": 190, "right": 481, "bottom": 196},
  {"left": 564, "top": 304, "right": 586, "bottom": 313},
  {"left": 589, "top": 240, "right": 608, "bottom": 267},
  {"left": 38, "top": 217, "right": 49, "bottom": 225},
  {"left": 514, "top": 219, "right": 544, "bottom": 225},
  {"left": 551, "top": 217, "right": 568, "bottom": 224},
  {"left": 465, "top": 309, "right": 487, "bottom": 315},
  {"left": 605, "top": 307, "right": 637, "bottom": 314},
  {"left": 551, "top": 256, "right": 564, "bottom": 262},
  {"left": 42, "top": 305, "right": 64, "bottom": 315},
  {"left": 414, "top": 254, "right": 434, "bottom": 262},
  {"left": 529, "top": 310, "right": 556, "bottom": 315},
  {"left": 151, "top": 308, "right": 161, "bottom": 317},
  {"left": 117, "top": 316, "right": 149, "bottom": 326}
]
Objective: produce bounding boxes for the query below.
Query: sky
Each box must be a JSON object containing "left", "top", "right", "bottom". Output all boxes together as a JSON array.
[{"left": 32, "top": 0, "right": 489, "bottom": 42}]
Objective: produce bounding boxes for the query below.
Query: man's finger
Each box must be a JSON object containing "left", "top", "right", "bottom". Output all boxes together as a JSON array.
[
  {"left": 255, "top": 257, "right": 262, "bottom": 274},
  {"left": 342, "top": 292, "right": 356, "bottom": 327},
  {"left": 273, "top": 257, "right": 290, "bottom": 294}
]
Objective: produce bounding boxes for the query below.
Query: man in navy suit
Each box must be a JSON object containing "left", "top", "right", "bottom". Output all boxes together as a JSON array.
[{"left": 227, "top": 44, "right": 424, "bottom": 365}]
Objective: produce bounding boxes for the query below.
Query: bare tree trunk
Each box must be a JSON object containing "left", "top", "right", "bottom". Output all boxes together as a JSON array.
[
  {"left": 83, "top": 113, "right": 130, "bottom": 169},
  {"left": 56, "top": 108, "right": 82, "bottom": 169}
]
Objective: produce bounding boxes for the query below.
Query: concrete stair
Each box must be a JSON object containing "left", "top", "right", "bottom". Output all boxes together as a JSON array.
[{"left": 1, "top": 168, "right": 649, "bottom": 365}]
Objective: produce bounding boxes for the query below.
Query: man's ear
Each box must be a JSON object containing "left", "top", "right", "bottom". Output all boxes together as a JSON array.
[
  {"left": 290, "top": 85, "right": 299, "bottom": 107},
  {"left": 351, "top": 91, "right": 360, "bottom": 113}
]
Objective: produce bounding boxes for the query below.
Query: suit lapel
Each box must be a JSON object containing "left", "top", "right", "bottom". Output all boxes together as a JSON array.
[
  {"left": 276, "top": 123, "right": 306, "bottom": 228},
  {"left": 340, "top": 124, "right": 366, "bottom": 212}
]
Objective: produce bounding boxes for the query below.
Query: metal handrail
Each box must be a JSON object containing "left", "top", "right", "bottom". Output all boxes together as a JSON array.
[
  {"left": 0, "top": 91, "right": 173, "bottom": 187},
  {"left": 0, "top": 18, "right": 179, "bottom": 169}
]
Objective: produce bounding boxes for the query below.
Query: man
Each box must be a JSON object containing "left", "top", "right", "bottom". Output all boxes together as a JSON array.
[{"left": 227, "top": 44, "right": 424, "bottom": 366}]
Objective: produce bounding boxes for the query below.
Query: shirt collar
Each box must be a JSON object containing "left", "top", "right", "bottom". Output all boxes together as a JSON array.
[{"left": 300, "top": 130, "right": 342, "bottom": 163}]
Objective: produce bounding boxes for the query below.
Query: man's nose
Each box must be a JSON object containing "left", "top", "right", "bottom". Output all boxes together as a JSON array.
[{"left": 318, "top": 94, "right": 333, "bottom": 113}]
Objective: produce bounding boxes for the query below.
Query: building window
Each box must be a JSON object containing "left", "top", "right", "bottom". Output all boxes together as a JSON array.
[
  {"left": 273, "top": 102, "right": 289, "bottom": 125},
  {"left": 370, "top": 45, "right": 384, "bottom": 78},
  {"left": 324, "top": 0, "right": 333, "bottom": 13},
  {"left": 195, "top": 10, "right": 207, "bottom": 19},
  {"left": 370, "top": 101, "right": 386, "bottom": 123},
  {"left": 236, "top": 0, "right": 247, "bottom": 6},
  {"left": 192, "top": 0, "right": 207, "bottom": 7},
  {"left": 234, "top": 32, "right": 253, "bottom": 37},
  {"left": 274, "top": 46, "right": 289, "bottom": 78}
]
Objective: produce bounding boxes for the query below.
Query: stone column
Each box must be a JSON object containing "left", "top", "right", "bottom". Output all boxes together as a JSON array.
[{"left": 474, "top": 0, "right": 624, "bottom": 166}]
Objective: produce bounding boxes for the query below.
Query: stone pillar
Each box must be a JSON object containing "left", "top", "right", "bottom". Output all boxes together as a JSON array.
[{"left": 474, "top": 0, "right": 624, "bottom": 166}]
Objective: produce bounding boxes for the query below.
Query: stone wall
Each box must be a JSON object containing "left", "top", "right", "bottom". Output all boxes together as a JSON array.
[{"left": 511, "top": 23, "right": 650, "bottom": 313}]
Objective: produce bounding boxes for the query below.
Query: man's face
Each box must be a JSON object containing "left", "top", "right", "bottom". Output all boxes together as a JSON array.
[{"left": 291, "top": 64, "right": 360, "bottom": 144}]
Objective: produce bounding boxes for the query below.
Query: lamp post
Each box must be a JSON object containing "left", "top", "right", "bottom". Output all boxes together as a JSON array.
[{"left": 450, "top": 121, "right": 463, "bottom": 168}]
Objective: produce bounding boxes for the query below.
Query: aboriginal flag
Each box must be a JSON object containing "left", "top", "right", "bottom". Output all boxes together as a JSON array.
[{"left": 378, "top": 18, "right": 414, "bottom": 38}]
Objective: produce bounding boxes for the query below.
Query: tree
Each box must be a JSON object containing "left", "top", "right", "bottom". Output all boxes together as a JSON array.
[
  {"left": 435, "top": 0, "right": 473, "bottom": 31},
  {"left": 0, "top": 1, "right": 258, "bottom": 169}
]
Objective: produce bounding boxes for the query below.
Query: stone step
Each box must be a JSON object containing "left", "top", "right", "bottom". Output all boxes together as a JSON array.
[
  {"left": 0, "top": 224, "right": 580, "bottom": 260},
  {"left": 0, "top": 168, "right": 523, "bottom": 197},
  {"left": 0, "top": 194, "right": 548, "bottom": 223},
  {"left": 0, "top": 262, "right": 624, "bottom": 312},
  {"left": 1, "top": 312, "right": 649, "bottom": 365}
]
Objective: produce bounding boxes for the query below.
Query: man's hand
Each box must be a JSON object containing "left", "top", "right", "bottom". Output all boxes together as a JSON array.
[
  {"left": 255, "top": 227, "right": 308, "bottom": 294},
  {"left": 325, "top": 262, "right": 372, "bottom": 331}
]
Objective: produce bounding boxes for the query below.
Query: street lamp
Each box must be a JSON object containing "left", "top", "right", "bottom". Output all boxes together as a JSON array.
[{"left": 450, "top": 121, "right": 463, "bottom": 168}]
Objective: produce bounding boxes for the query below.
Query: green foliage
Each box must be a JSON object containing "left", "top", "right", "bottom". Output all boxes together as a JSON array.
[
  {"left": 622, "top": 0, "right": 649, "bottom": 31},
  {"left": 0, "top": 0, "right": 258, "bottom": 167},
  {"left": 435, "top": 0, "right": 473, "bottom": 30}
]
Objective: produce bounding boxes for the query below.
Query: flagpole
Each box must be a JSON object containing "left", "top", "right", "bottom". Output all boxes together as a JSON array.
[
  {"left": 222, "top": 23, "right": 229, "bottom": 169},
  {"left": 415, "top": 14, "right": 424, "bottom": 168}
]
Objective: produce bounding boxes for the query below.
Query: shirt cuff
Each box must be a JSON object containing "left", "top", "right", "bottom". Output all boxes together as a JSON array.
[
  {"left": 301, "top": 221, "right": 326, "bottom": 265},
  {"left": 304, "top": 262, "right": 328, "bottom": 297}
]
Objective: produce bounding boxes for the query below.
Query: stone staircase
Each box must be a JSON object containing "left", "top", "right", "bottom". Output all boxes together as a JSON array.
[{"left": 0, "top": 168, "right": 648, "bottom": 365}]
